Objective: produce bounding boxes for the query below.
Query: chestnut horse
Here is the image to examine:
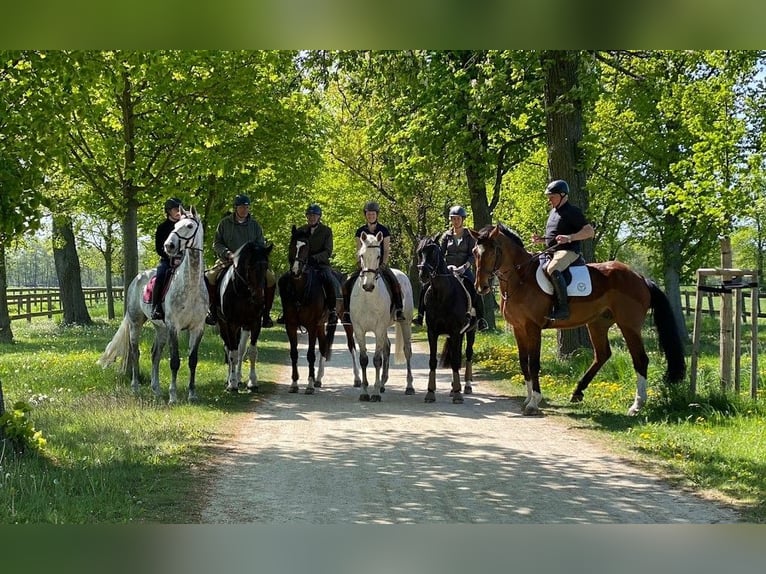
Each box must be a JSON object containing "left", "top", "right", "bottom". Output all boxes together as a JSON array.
[{"left": 470, "top": 223, "right": 685, "bottom": 416}]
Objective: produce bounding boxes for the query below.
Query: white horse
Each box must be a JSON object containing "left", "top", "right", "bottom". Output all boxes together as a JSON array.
[
  {"left": 98, "top": 206, "right": 209, "bottom": 404},
  {"left": 350, "top": 231, "right": 414, "bottom": 401}
]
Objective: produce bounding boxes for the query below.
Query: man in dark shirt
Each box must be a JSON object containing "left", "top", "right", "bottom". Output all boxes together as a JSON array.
[{"left": 532, "top": 180, "right": 594, "bottom": 320}]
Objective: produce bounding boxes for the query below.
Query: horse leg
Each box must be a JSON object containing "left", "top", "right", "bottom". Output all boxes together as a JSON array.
[
  {"left": 357, "top": 336, "right": 371, "bottom": 401},
  {"left": 515, "top": 326, "right": 543, "bottom": 416},
  {"left": 287, "top": 326, "right": 300, "bottom": 393},
  {"left": 400, "top": 322, "right": 415, "bottom": 396},
  {"left": 150, "top": 326, "right": 168, "bottom": 399},
  {"left": 345, "top": 323, "right": 362, "bottom": 388},
  {"left": 450, "top": 335, "right": 464, "bottom": 404},
  {"left": 245, "top": 329, "right": 259, "bottom": 392},
  {"left": 167, "top": 329, "right": 181, "bottom": 405},
  {"left": 377, "top": 333, "right": 390, "bottom": 398},
  {"left": 370, "top": 340, "right": 385, "bottom": 402},
  {"left": 425, "top": 328, "right": 439, "bottom": 403},
  {"left": 305, "top": 332, "right": 317, "bottom": 394},
  {"left": 619, "top": 325, "right": 650, "bottom": 416},
  {"left": 463, "top": 331, "right": 475, "bottom": 395},
  {"left": 187, "top": 327, "right": 203, "bottom": 402},
  {"left": 315, "top": 327, "right": 325, "bottom": 388},
  {"left": 128, "top": 322, "right": 143, "bottom": 393},
  {"left": 570, "top": 320, "right": 614, "bottom": 404}
]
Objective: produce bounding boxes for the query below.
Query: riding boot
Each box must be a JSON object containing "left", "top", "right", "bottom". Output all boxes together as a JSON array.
[
  {"left": 412, "top": 289, "right": 425, "bottom": 325},
  {"left": 390, "top": 277, "right": 406, "bottom": 322},
  {"left": 151, "top": 282, "right": 165, "bottom": 320},
  {"left": 341, "top": 275, "right": 354, "bottom": 324},
  {"left": 547, "top": 270, "right": 570, "bottom": 320},
  {"left": 205, "top": 277, "right": 218, "bottom": 325},
  {"left": 262, "top": 283, "right": 276, "bottom": 328}
]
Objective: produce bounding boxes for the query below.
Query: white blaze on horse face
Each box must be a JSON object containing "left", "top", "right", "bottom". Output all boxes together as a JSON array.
[{"left": 291, "top": 240, "right": 307, "bottom": 275}]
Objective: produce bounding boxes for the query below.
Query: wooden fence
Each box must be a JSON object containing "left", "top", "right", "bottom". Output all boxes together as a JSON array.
[
  {"left": 680, "top": 288, "right": 765, "bottom": 320},
  {"left": 6, "top": 287, "right": 124, "bottom": 322}
]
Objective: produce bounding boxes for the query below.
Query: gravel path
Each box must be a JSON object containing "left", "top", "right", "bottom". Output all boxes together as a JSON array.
[{"left": 200, "top": 328, "right": 740, "bottom": 524}]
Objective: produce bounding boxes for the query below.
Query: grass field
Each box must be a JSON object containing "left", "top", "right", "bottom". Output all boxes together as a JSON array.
[{"left": 1, "top": 305, "right": 765, "bottom": 523}]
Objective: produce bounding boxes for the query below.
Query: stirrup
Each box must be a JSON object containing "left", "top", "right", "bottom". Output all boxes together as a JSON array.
[
  {"left": 394, "top": 309, "right": 406, "bottom": 322},
  {"left": 151, "top": 307, "right": 164, "bottom": 320},
  {"left": 460, "top": 314, "right": 477, "bottom": 334},
  {"left": 412, "top": 315, "right": 424, "bottom": 326},
  {"left": 205, "top": 312, "right": 217, "bottom": 325},
  {"left": 547, "top": 307, "right": 569, "bottom": 321},
  {"left": 341, "top": 311, "right": 351, "bottom": 324},
  {"left": 262, "top": 315, "right": 275, "bottom": 328},
  {"left": 476, "top": 318, "right": 489, "bottom": 332}
]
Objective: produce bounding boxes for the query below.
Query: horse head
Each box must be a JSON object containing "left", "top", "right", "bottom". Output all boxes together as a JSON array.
[
  {"left": 164, "top": 206, "right": 203, "bottom": 258},
  {"left": 416, "top": 235, "right": 447, "bottom": 284},
  {"left": 288, "top": 225, "right": 311, "bottom": 278},
  {"left": 470, "top": 223, "right": 529, "bottom": 295},
  {"left": 233, "top": 241, "right": 272, "bottom": 303},
  {"left": 358, "top": 231, "right": 384, "bottom": 292}
]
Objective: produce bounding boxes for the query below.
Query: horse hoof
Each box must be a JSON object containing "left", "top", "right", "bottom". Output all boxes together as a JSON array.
[
  {"left": 359, "top": 394, "right": 370, "bottom": 402},
  {"left": 371, "top": 395, "right": 381, "bottom": 402},
  {"left": 305, "top": 387, "right": 315, "bottom": 395},
  {"left": 523, "top": 406, "right": 541, "bottom": 416},
  {"left": 288, "top": 387, "right": 298, "bottom": 394},
  {"left": 424, "top": 393, "right": 435, "bottom": 403},
  {"left": 570, "top": 392, "right": 584, "bottom": 403},
  {"left": 463, "top": 385, "right": 473, "bottom": 395},
  {"left": 405, "top": 387, "right": 415, "bottom": 396},
  {"left": 353, "top": 380, "right": 362, "bottom": 388},
  {"left": 313, "top": 381, "right": 322, "bottom": 388},
  {"left": 452, "top": 394, "right": 464, "bottom": 404},
  {"left": 380, "top": 386, "right": 385, "bottom": 393},
  {"left": 247, "top": 386, "right": 258, "bottom": 394}
]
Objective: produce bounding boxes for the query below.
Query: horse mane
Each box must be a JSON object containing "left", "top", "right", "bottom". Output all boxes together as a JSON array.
[{"left": 477, "top": 222, "right": 526, "bottom": 250}]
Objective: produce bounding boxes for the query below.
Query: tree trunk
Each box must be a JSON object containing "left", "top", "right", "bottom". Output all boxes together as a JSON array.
[
  {"left": 541, "top": 49, "right": 592, "bottom": 356},
  {"left": 52, "top": 214, "right": 92, "bottom": 325},
  {"left": 0, "top": 242, "right": 14, "bottom": 343},
  {"left": 104, "top": 223, "right": 116, "bottom": 320},
  {"left": 123, "top": 200, "right": 139, "bottom": 290}
]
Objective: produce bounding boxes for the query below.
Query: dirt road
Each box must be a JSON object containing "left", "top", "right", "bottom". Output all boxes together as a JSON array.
[{"left": 200, "top": 328, "right": 740, "bottom": 524}]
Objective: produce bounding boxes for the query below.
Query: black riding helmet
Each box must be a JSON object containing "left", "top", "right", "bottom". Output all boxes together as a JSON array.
[
  {"left": 164, "top": 197, "right": 182, "bottom": 214},
  {"left": 233, "top": 194, "right": 251, "bottom": 207},
  {"left": 363, "top": 201, "right": 380, "bottom": 213},
  {"left": 448, "top": 205, "right": 467, "bottom": 218},
  {"left": 545, "top": 180, "right": 569, "bottom": 196},
  {"left": 306, "top": 203, "right": 322, "bottom": 216}
]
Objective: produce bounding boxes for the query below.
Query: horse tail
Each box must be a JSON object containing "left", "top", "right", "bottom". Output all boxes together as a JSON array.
[
  {"left": 439, "top": 337, "right": 452, "bottom": 368},
  {"left": 646, "top": 279, "right": 686, "bottom": 384},
  {"left": 97, "top": 315, "right": 131, "bottom": 374}
]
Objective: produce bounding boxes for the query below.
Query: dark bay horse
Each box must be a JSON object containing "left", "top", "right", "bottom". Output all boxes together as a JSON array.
[
  {"left": 98, "top": 207, "right": 208, "bottom": 404},
  {"left": 278, "top": 225, "right": 338, "bottom": 394},
  {"left": 216, "top": 240, "right": 273, "bottom": 393},
  {"left": 416, "top": 236, "right": 475, "bottom": 404},
  {"left": 470, "top": 223, "right": 686, "bottom": 416}
]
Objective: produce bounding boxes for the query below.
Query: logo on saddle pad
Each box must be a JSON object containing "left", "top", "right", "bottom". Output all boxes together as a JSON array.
[{"left": 535, "top": 265, "right": 592, "bottom": 297}]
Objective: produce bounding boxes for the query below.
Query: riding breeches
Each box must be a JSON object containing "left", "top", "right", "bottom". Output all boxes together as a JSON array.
[{"left": 545, "top": 249, "right": 579, "bottom": 275}]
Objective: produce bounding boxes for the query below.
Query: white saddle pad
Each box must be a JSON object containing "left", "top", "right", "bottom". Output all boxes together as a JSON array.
[{"left": 536, "top": 265, "right": 592, "bottom": 297}]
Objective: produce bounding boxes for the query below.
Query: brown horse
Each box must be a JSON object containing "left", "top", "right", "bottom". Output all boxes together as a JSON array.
[{"left": 469, "top": 223, "right": 686, "bottom": 416}]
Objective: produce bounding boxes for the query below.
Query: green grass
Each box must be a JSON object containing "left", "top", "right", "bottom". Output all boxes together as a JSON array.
[
  {"left": 0, "top": 306, "right": 286, "bottom": 523},
  {"left": 472, "top": 313, "right": 766, "bottom": 523}
]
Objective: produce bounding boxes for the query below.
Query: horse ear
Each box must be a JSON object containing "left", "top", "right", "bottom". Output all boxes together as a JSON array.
[
  {"left": 265, "top": 244, "right": 273, "bottom": 255},
  {"left": 376, "top": 231, "right": 383, "bottom": 242},
  {"left": 291, "top": 224, "right": 297, "bottom": 235},
  {"left": 360, "top": 231, "right": 368, "bottom": 241}
]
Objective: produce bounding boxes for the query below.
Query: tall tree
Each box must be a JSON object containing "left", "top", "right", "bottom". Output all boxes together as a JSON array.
[{"left": 51, "top": 212, "right": 92, "bottom": 325}]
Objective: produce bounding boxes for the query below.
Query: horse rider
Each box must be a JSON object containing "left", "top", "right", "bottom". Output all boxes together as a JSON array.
[
  {"left": 341, "top": 201, "right": 406, "bottom": 324},
  {"left": 205, "top": 193, "right": 277, "bottom": 327},
  {"left": 294, "top": 202, "right": 342, "bottom": 324},
  {"left": 151, "top": 197, "right": 183, "bottom": 320},
  {"left": 531, "top": 179, "right": 594, "bottom": 320},
  {"left": 441, "top": 205, "right": 487, "bottom": 332}
]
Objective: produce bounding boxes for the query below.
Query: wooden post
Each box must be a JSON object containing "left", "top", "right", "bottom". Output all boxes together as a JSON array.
[{"left": 720, "top": 238, "right": 733, "bottom": 391}]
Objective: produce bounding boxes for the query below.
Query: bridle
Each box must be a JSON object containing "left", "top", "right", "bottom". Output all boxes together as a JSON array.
[
  {"left": 359, "top": 243, "right": 382, "bottom": 282},
  {"left": 416, "top": 241, "right": 450, "bottom": 281},
  {"left": 167, "top": 216, "right": 202, "bottom": 254},
  {"left": 232, "top": 248, "right": 266, "bottom": 302}
]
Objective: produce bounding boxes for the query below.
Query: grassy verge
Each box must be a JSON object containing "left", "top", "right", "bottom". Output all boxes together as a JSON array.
[
  {"left": 0, "top": 306, "right": 288, "bottom": 523},
  {"left": 471, "top": 315, "right": 766, "bottom": 523}
]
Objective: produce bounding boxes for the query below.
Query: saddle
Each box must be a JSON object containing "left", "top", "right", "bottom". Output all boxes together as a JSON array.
[
  {"left": 535, "top": 256, "right": 592, "bottom": 297},
  {"left": 143, "top": 265, "right": 178, "bottom": 304}
]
